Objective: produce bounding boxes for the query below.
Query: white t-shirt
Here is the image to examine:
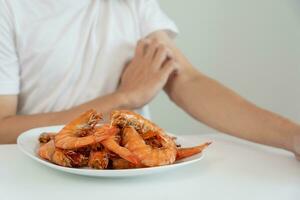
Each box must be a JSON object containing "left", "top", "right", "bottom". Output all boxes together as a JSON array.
[{"left": 0, "top": 0, "right": 178, "bottom": 117}]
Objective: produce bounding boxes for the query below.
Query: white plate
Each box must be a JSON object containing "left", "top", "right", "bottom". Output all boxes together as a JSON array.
[{"left": 17, "top": 126, "right": 205, "bottom": 177}]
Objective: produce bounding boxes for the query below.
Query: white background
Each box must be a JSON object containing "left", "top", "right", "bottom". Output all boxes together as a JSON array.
[{"left": 150, "top": 0, "right": 300, "bottom": 134}]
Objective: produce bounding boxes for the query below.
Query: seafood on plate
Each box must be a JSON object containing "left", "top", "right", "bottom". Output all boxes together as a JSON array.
[
  {"left": 88, "top": 150, "right": 109, "bottom": 169},
  {"left": 54, "top": 110, "right": 115, "bottom": 149},
  {"left": 122, "top": 126, "right": 177, "bottom": 167},
  {"left": 38, "top": 140, "right": 89, "bottom": 167},
  {"left": 37, "top": 109, "right": 211, "bottom": 169}
]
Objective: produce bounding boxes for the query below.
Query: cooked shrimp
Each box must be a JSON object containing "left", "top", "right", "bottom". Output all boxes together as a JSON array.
[
  {"left": 101, "top": 137, "right": 140, "bottom": 165},
  {"left": 88, "top": 150, "right": 109, "bottom": 169},
  {"left": 176, "top": 142, "right": 212, "bottom": 161},
  {"left": 111, "top": 110, "right": 164, "bottom": 135},
  {"left": 55, "top": 126, "right": 115, "bottom": 150},
  {"left": 140, "top": 131, "right": 158, "bottom": 140},
  {"left": 37, "top": 110, "right": 212, "bottom": 169},
  {"left": 111, "top": 158, "right": 140, "bottom": 169},
  {"left": 38, "top": 140, "right": 89, "bottom": 167},
  {"left": 63, "top": 149, "right": 89, "bottom": 167},
  {"left": 140, "top": 131, "right": 169, "bottom": 148},
  {"left": 111, "top": 110, "right": 176, "bottom": 148},
  {"left": 122, "top": 126, "right": 177, "bottom": 167},
  {"left": 101, "top": 127, "right": 140, "bottom": 165},
  {"left": 55, "top": 110, "right": 115, "bottom": 149},
  {"left": 38, "top": 140, "right": 57, "bottom": 161},
  {"left": 52, "top": 149, "right": 73, "bottom": 167},
  {"left": 38, "top": 140, "right": 72, "bottom": 167},
  {"left": 39, "top": 132, "right": 56, "bottom": 144}
]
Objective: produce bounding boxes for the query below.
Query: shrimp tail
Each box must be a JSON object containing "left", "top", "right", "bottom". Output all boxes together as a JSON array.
[
  {"left": 176, "top": 142, "right": 212, "bottom": 161},
  {"left": 122, "top": 154, "right": 141, "bottom": 165}
]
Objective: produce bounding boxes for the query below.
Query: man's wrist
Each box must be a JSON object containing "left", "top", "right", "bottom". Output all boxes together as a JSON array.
[{"left": 111, "top": 91, "right": 133, "bottom": 110}]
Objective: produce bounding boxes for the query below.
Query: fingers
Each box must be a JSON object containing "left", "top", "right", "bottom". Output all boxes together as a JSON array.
[
  {"left": 135, "top": 39, "right": 150, "bottom": 57},
  {"left": 145, "top": 41, "right": 158, "bottom": 59},
  {"left": 136, "top": 38, "right": 173, "bottom": 72},
  {"left": 152, "top": 44, "right": 172, "bottom": 69},
  {"left": 159, "top": 59, "right": 179, "bottom": 82}
]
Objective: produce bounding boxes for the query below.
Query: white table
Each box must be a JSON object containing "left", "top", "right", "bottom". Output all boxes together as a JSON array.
[{"left": 0, "top": 133, "right": 299, "bottom": 200}]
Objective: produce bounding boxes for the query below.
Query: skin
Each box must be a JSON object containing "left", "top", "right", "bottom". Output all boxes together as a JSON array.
[{"left": 0, "top": 30, "right": 299, "bottom": 161}]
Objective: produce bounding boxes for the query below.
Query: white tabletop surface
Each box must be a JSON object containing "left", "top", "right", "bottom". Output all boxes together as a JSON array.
[{"left": 0, "top": 133, "right": 299, "bottom": 200}]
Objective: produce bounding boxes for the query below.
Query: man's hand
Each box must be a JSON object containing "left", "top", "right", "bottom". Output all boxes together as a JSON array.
[{"left": 117, "top": 39, "right": 179, "bottom": 109}]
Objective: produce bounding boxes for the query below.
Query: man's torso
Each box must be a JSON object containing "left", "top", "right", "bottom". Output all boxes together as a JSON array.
[{"left": 8, "top": 0, "right": 141, "bottom": 114}]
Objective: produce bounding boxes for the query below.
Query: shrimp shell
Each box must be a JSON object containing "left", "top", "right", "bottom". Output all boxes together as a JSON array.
[
  {"left": 122, "top": 126, "right": 177, "bottom": 167},
  {"left": 38, "top": 140, "right": 72, "bottom": 167},
  {"left": 88, "top": 150, "right": 109, "bottom": 169},
  {"left": 101, "top": 134, "right": 141, "bottom": 165},
  {"left": 110, "top": 110, "right": 164, "bottom": 135},
  {"left": 54, "top": 110, "right": 115, "bottom": 149}
]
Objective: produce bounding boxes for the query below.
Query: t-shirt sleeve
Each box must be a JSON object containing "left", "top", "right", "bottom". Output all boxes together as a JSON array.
[
  {"left": 137, "top": 0, "right": 179, "bottom": 39},
  {"left": 0, "top": 1, "right": 20, "bottom": 95}
]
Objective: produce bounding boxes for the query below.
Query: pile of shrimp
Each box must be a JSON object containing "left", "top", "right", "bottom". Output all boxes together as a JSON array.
[{"left": 38, "top": 110, "right": 211, "bottom": 169}]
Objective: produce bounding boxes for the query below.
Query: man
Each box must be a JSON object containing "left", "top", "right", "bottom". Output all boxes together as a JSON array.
[{"left": 0, "top": 0, "right": 299, "bottom": 159}]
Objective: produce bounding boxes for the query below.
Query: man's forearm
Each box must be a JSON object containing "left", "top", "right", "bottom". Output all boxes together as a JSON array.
[
  {"left": 146, "top": 31, "right": 299, "bottom": 153},
  {"left": 166, "top": 69, "right": 299, "bottom": 152},
  {"left": 0, "top": 92, "right": 126, "bottom": 144}
]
